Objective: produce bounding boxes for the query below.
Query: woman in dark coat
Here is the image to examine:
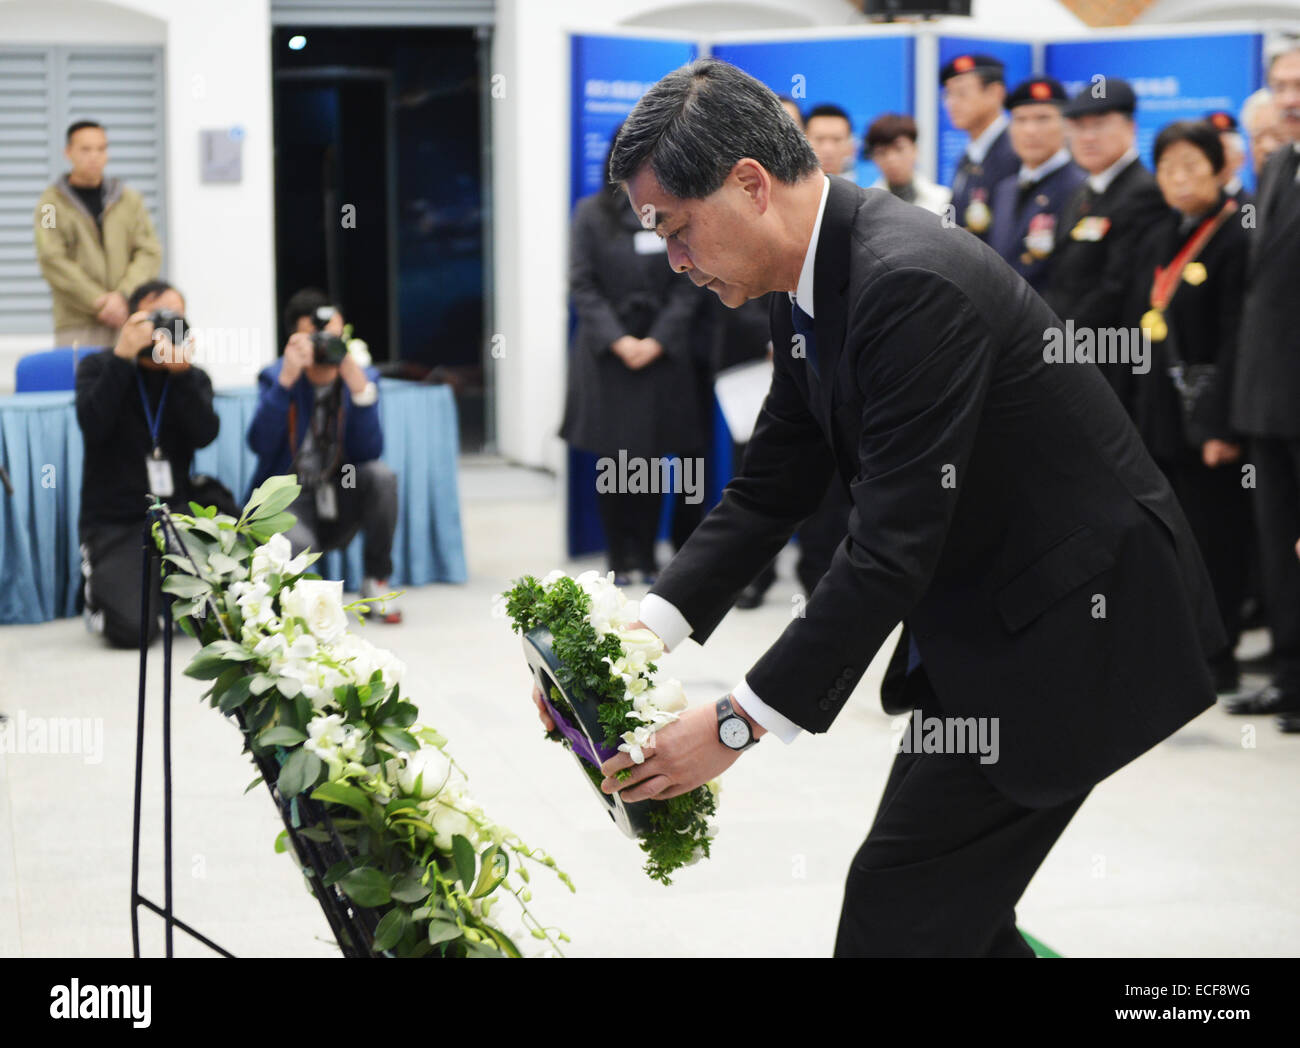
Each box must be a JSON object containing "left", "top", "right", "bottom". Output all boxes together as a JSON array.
[
  {"left": 560, "top": 138, "right": 708, "bottom": 583},
  {"left": 1127, "top": 119, "right": 1252, "bottom": 694}
]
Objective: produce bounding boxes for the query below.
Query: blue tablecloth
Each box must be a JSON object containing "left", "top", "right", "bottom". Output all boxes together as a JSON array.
[{"left": 0, "top": 379, "right": 466, "bottom": 625}]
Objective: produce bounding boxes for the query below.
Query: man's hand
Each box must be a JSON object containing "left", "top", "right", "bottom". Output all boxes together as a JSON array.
[
  {"left": 280, "top": 333, "right": 313, "bottom": 388},
  {"left": 628, "top": 337, "right": 664, "bottom": 369},
  {"left": 96, "top": 291, "right": 129, "bottom": 329},
  {"left": 610, "top": 335, "right": 640, "bottom": 366},
  {"left": 338, "top": 349, "right": 369, "bottom": 395},
  {"left": 598, "top": 702, "right": 747, "bottom": 802},
  {"left": 112, "top": 311, "right": 154, "bottom": 362}
]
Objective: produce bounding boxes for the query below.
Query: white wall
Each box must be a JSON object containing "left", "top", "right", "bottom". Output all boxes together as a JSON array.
[
  {"left": 489, "top": 0, "right": 1083, "bottom": 471},
  {"left": 0, "top": 0, "right": 277, "bottom": 392}
]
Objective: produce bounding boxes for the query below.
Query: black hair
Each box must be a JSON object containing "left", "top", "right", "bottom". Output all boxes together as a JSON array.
[
  {"left": 66, "top": 120, "right": 104, "bottom": 144},
  {"left": 805, "top": 103, "right": 853, "bottom": 127},
  {"left": 283, "top": 287, "right": 340, "bottom": 335},
  {"left": 1153, "top": 120, "right": 1226, "bottom": 175},
  {"left": 128, "top": 280, "right": 175, "bottom": 313},
  {"left": 608, "top": 58, "right": 819, "bottom": 200}
]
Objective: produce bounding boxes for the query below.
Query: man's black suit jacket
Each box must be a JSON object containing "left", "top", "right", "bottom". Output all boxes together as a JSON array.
[
  {"left": 1231, "top": 144, "right": 1300, "bottom": 439},
  {"left": 648, "top": 176, "right": 1223, "bottom": 809}
]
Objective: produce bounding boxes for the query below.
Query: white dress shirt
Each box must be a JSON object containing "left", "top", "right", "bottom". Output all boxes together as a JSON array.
[
  {"left": 638, "top": 175, "right": 831, "bottom": 745},
  {"left": 1086, "top": 145, "right": 1139, "bottom": 195},
  {"left": 1018, "top": 146, "right": 1073, "bottom": 186},
  {"left": 966, "top": 112, "right": 1010, "bottom": 165}
]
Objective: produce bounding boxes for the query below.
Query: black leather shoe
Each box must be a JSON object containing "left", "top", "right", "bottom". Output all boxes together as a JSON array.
[
  {"left": 1277, "top": 712, "right": 1300, "bottom": 733},
  {"left": 735, "top": 584, "right": 766, "bottom": 610},
  {"left": 1223, "top": 684, "right": 1300, "bottom": 715}
]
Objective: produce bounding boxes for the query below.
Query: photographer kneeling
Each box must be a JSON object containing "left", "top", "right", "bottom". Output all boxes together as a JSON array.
[
  {"left": 75, "top": 280, "right": 221, "bottom": 647},
  {"left": 247, "top": 289, "right": 402, "bottom": 623}
]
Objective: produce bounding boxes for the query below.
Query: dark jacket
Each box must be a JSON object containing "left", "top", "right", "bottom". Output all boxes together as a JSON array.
[
  {"left": 988, "top": 158, "right": 1088, "bottom": 293},
  {"left": 75, "top": 349, "right": 219, "bottom": 533},
  {"left": 1125, "top": 191, "right": 1248, "bottom": 461},
  {"left": 246, "top": 358, "right": 384, "bottom": 496},
  {"left": 1043, "top": 156, "right": 1170, "bottom": 403},
  {"left": 559, "top": 190, "right": 710, "bottom": 457},
  {"left": 649, "top": 177, "right": 1223, "bottom": 809},
  {"left": 1231, "top": 144, "right": 1300, "bottom": 437},
  {"left": 950, "top": 124, "right": 1020, "bottom": 242}
]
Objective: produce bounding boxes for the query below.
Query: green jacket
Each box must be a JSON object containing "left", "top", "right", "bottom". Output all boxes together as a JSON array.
[{"left": 33, "top": 175, "right": 163, "bottom": 330}]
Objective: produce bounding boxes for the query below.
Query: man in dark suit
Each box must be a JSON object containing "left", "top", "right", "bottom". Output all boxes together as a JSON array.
[
  {"left": 989, "top": 76, "right": 1087, "bottom": 293},
  {"left": 942, "top": 53, "right": 1019, "bottom": 241},
  {"left": 540, "top": 59, "right": 1223, "bottom": 956},
  {"left": 1227, "top": 44, "right": 1300, "bottom": 731},
  {"left": 1044, "top": 80, "right": 1168, "bottom": 406}
]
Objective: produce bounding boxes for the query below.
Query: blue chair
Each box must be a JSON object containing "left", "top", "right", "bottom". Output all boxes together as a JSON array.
[{"left": 15, "top": 346, "right": 105, "bottom": 393}]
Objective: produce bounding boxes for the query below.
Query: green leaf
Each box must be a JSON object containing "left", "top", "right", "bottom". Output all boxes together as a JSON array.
[
  {"left": 249, "top": 674, "right": 276, "bottom": 696},
  {"left": 338, "top": 866, "right": 391, "bottom": 908},
  {"left": 273, "top": 829, "right": 289, "bottom": 854},
  {"left": 246, "top": 511, "right": 298, "bottom": 541},
  {"left": 376, "top": 726, "right": 417, "bottom": 752},
  {"left": 452, "top": 834, "right": 476, "bottom": 889},
  {"left": 277, "top": 747, "right": 321, "bottom": 799},
  {"left": 241, "top": 474, "right": 298, "bottom": 521},
  {"left": 391, "top": 872, "right": 433, "bottom": 904},
  {"left": 382, "top": 701, "right": 418, "bottom": 729},
  {"left": 161, "top": 573, "right": 211, "bottom": 599},
  {"left": 298, "top": 827, "right": 331, "bottom": 843},
  {"left": 257, "top": 725, "right": 308, "bottom": 747},
  {"left": 372, "top": 907, "right": 410, "bottom": 952},
  {"left": 184, "top": 640, "right": 248, "bottom": 681},
  {"left": 470, "top": 846, "right": 509, "bottom": 899},
  {"left": 243, "top": 775, "right": 264, "bottom": 795},
  {"left": 248, "top": 482, "right": 301, "bottom": 521},
  {"left": 426, "top": 919, "right": 461, "bottom": 946},
  {"left": 218, "top": 675, "right": 254, "bottom": 712},
  {"left": 311, "top": 781, "right": 373, "bottom": 817}
]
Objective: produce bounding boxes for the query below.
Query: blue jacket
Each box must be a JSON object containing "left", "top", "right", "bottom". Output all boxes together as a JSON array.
[
  {"left": 246, "top": 358, "right": 384, "bottom": 496},
  {"left": 988, "top": 159, "right": 1088, "bottom": 293}
]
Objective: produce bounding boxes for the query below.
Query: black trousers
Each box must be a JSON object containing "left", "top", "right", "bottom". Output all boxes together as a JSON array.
[
  {"left": 835, "top": 670, "right": 1090, "bottom": 957},
  {"left": 1157, "top": 450, "right": 1251, "bottom": 664},
  {"left": 285, "top": 460, "right": 398, "bottom": 581},
  {"left": 81, "top": 521, "right": 161, "bottom": 649},
  {"left": 1251, "top": 436, "right": 1300, "bottom": 696}
]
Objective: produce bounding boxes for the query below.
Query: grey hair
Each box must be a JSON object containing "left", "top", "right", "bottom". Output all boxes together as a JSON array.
[
  {"left": 608, "top": 57, "right": 820, "bottom": 200},
  {"left": 1240, "top": 86, "right": 1274, "bottom": 131}
]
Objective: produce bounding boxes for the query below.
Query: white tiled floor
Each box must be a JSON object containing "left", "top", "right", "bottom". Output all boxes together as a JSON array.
[{"left": 0, "top": 462, "right": 1296, "bottom": 957}]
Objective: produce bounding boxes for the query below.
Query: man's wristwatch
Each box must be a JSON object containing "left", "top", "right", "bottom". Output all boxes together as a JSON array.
[{"left": 716, "top": 696, "right": 760, "bottom": 751}]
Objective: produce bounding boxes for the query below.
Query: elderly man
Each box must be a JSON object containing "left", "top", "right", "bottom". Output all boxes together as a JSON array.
[{"left": 532, "top": 58, "right": 1222, "bottom": 956}]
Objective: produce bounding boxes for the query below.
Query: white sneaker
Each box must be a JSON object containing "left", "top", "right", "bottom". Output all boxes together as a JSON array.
[{"left": 361, "top": 577, "right": 403, "bottom": 624}]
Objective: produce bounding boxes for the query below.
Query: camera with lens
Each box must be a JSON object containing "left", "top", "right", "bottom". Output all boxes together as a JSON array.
[
  {"left": 141, "top": 309, "right": 191, "bottom": 359},
  {"left": 308, "top": 304, "right": 348, "bottom": 366}
]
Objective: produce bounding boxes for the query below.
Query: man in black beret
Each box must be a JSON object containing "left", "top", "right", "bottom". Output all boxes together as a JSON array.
[
  {"left": 988, "top": 76, "right": 1087, "bottom": 292},
  {"left": 1043, "top": 78, "right": 1167, "bottom": 406},
  {"left": 941, "top": 53, "right": 1019, "bottom": 240}
]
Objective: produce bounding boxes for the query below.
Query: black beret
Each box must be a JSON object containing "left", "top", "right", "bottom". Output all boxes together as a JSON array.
[
  {"left": 1006, "top": 76, "right": 1069, "bottom": 109},
  {"left": 1063, "top": 78, "right": 1137, "bottom": 118},
  {"left": 940, "top": 53, "right": 1005, "bottom": 85}
]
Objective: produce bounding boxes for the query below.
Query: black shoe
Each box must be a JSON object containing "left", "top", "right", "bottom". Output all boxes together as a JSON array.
[
  {"left": 1278, "top": 711, "right": 1300, "bottom": 733},
  {"left": 735, "top": 584, "right": 766, "bottom": 610},
  {"left": 1223, "top": 684, "right": 1300, "bottom": 715}
]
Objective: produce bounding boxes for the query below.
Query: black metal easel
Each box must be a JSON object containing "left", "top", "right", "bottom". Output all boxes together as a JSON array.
[{"left": 129, "top": 502, "right": 384, "bottom": 958}]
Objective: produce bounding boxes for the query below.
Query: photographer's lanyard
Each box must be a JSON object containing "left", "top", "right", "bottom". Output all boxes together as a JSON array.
[{"left": 137, "top": 371, "right": 174, "bottom": 497}]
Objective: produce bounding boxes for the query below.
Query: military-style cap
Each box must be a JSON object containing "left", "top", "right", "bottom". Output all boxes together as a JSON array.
[
  {"left": 1063, "top": 78, "right": 1138, "bottom": 118},
  {"left": 940, "top": 53, "right": 1005, "bottom": 85},
  {"left": 1204, "top": 110, "right": 1239, "bottom": 132},
  {"left": 1006, "top": 76, "right": 1069, "bottom": 109}
]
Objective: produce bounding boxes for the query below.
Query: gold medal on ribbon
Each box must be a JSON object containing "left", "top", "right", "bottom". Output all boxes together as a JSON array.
[
  {"left": 1140, "top": 308, "right": 1168, "bottom": 342},
  {"left": 965, "top": 199, "right": 991, "bottom": 234},
  {"left": 1182, "top": 262, "right": 1207, "bottom": 286}
]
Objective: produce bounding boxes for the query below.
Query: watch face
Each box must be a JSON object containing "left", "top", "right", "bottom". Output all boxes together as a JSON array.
[{"left": 720, "top": 716, "right": 750, "bottom": 749}]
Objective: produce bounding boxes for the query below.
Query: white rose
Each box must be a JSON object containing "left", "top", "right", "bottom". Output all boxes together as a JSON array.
[
  {"left": 616, "top": 627, "right": 664, "bottom": 665},
  {"left": 282, "top": 579, "right": 348, "bottom": 644},
  {"left": 648, "top": 677, "right": 688, "bottom": 713},
  {"left": 250, "top": 533, "right": 292, "bottom": 580},
  {"left": 429, "top": 802, "right": 474, "bottom": 852},
  {"left": 397, "top": 748, "right": 452, "bottom": 800}
]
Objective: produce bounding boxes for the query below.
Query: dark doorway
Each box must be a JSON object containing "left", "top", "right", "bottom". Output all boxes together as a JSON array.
[{"left": 272, "top": 26, "right": 489, "bottom": 451}]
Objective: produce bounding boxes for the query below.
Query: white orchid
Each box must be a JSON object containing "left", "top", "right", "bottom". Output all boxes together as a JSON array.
[
  {"left": 250, "top": 533, "right": 311, "bottom": 581},
  {"left": 618, "top": 725, "right": 656, "bottom": 764},
  {"left": 229, "top": 579, "right": 278, "bottom": 630}
]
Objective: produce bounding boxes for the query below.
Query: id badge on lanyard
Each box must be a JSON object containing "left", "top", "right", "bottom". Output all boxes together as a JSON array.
[{"left": 138, "top": 372, "right": 174, "bottom": 497}]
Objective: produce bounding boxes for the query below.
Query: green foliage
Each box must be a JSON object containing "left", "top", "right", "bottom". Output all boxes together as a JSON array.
[{"left": 503, "top": 572, "right": 717, "bottom": 885}]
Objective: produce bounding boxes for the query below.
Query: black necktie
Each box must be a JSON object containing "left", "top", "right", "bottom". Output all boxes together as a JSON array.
[{"left": 791, "top": 300, "right": 819, "bottom": 379}]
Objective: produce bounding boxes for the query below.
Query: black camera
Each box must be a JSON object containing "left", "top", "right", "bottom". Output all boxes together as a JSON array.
[
  {"left": 141, "top": 309, "right": 190, "bottom": 358},
  {"left": 308, "top": 304, "right": 348, "bottom": 366}
]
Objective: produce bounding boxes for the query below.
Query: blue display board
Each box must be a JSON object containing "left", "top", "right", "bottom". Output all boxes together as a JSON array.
[
  {"left": 567, "top": 34, "right": 701, "bottom": 558},
  {"left": 711, "top": 35, "right": 915, "bottom": 187},
  {"left": 1045, "top": 33, "right": 1265, "bottom": 191},
  {"left": 936, "top": 36, "right": 1034, "bottom": 189}
]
